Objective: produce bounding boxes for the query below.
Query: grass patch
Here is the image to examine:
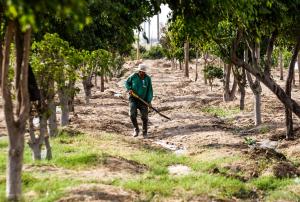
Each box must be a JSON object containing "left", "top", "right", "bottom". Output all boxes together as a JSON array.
[
  {"left": 259, "top": 125, "right": 270, "bottom": 134},
  {"left": 118, "top": 173, "right": 251, "bottom": 200},
  {"left": 201, "top": 106, "right": 240, "bottom": 117},
  {"left": 0, "top": 138, "right": 8, "bottom": 149},
  {"left": 23, "top": 172, "right": 81, "bottom": 202},
  {"left": 130, "top": 149, "right": 190, "bottom": 174},
  {"left": 251, "top": 176, "right": 292, "bottom": 191},
  {"left": 2, "top": 131, "right": 296, "bottom": 201}
]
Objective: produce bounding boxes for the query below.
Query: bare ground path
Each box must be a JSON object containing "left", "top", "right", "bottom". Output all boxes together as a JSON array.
[{"left": 65, "top": 59, "right": 300, "bottom": 161}]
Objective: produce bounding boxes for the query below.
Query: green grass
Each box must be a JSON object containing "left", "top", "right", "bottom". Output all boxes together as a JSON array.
[
  {"left": 201, "top": 106, "right": 240, "bottom": 117},
  {"left": 0, "top": 132, "right": 298, "bottom": 201},
  {"left": 0, "top": 137, "right": 7, "bottom": 173},
  {"left": 118, "top": 173, "right": 251, "bottom": 200},
  {"left": 266, "top": 189, "right": 300, "bottom": 202},
  {"left": 250, "top": 176, "right": 292, "bottom": 191}
]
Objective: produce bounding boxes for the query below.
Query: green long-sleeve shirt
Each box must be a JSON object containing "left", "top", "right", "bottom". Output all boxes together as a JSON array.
[{"left": 125, "top": 73, "right": 153, "bottom": 103}]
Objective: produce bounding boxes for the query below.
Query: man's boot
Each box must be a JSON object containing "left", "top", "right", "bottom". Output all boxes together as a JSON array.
[
  {"left": 142, "top": 118, "right": 148, "bottom": 138},
  {"left": 131, "top": 116, "right": 139, "bottom": 137}
]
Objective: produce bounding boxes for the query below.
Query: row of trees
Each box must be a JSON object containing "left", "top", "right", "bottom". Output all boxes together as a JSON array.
[
  {"left": 158, "top": 0, "right": 299, "bottom": 139},
  {"left": 28, "top": 33, "right": 121, "bottom": 161},
  {"left": 0, "top": 0, "right": 161, "bottom": 200}
]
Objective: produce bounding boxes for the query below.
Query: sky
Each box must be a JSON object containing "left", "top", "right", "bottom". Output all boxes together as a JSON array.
[{"left": 139, "top": 4, "right": 171, "bottom": 45}]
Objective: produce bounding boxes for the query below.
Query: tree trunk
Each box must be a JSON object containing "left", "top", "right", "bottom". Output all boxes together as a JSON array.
[
  {"left": 58, "top": 88, "right": 69, "bottom": 126},
  {"left": 195, "top": 51, "right": 198, "bottom": 81},
  {"left": 279, "top": 51, "right": 283, "bottom": 80},
  {"left": 223, "top": 63, "right": 237, "bottom": 101},
  {"left": 94, "top": 74, "right": 98, "bottom": 88},
  {"left": 100, "top": 74, "right": 105, "bottom": 92},
  {"left": 231, "top": 34, "right": 300, "bottom": 119},
  {"left": 184, "top": 39, "right": 189, "bottom": 77},
  {"left": 293, "top": 67, "right": 296, "bottom": 86},
  {"left": 6, "top": 129, "right": 24, "bottom": 201},
  {"left": 246, "top": 72, "right": 262, "bottom": 125},
  {"left": 44, "top": 135, "right": 52, "bottom": 160},
  {"left": 223, "top": 63, "right": 231, "bottom": 101},
  {"left": 179, "top": 61, "right": 182, "bottom": 70},
  {"left": 137, "top": 31, "right": 140, "bottom": 60},
  {"left": 284, "top": 40, "right": 300, "bottom": 139},
  {"left": 254, "top": 88, "right": 262, "bottom": 125},
  {"left": 68, "top": 79, "right": 76, "bottom": 113},
  {"left": 239, "top": 68, "right": 246, "bottom": 110},
  {"left": 28, "top": 111, "right": 42, "bottom": 160},
  {"left": 82, "top": 76, "right": 92, "bottom": 104},
  {"left": 2, "top": 21, "right": 31, "bottom": 201},
  {"left": 40, "top": 114, "right": 51, "bottom": 159},
  {"left": 171, "top": 58, "right": 175, "bottom": 69},
  {"left": 48, "top": 99, "right": 57, "bottom": 136},
  {"left": 204, "top": 53, "right": 208, "bottom": 84},
  {"left": 298, "top": 53, "right": 300, "bottom": 87}
]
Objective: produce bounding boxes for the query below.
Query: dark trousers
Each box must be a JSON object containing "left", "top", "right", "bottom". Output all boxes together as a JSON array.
[{"left": 129, "top": 97, "right": 148, "bottom": 135}]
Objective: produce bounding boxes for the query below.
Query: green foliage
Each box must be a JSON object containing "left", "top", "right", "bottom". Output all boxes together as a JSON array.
[
  {"left": 4, "top": 0, "right": 88, "bottom": 32},
  {"left": 111, "top": 54, "right": 125, "bottom": 78},
  {"left": 203, "top": 65, "right": 223, "bottom": 90},
  {"left": 142, "top": 45, "right": 165, "bottom": 59},
  {"left": 244, "top": 137, "right": 256, "bottom": 146},
  {"left": 31, "top": 33, "right": 77, "bottom": 94},
  {"left": 204, "top": 65, "right": 223, "bottom": 80}
]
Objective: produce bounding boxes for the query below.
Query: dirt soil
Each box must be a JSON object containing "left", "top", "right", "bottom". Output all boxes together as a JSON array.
[
  {"left": 69, "top": 59, "right": 300, "bottom": 159},
  {"left": 2, "top": 59, "right": 300, "bottom": 201}
]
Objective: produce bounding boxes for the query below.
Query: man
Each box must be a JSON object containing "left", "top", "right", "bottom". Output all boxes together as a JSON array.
[{"left": 125, "top": 63, "right": 153, "bottom": 137}]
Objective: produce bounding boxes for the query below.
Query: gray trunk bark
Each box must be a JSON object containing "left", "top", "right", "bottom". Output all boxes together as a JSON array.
[
  {"left": 279, "top": 51, "right": 283, "bottom": 80},
  {"left": 44, "top": 135, "right": 52, "bottom": 160},
  {"left": 83, "top": 76, "right": 92, "bottom": 104},
  {"left": 298, "top": 54, "right": 300, "bottom": 87},
  {"left": 39, "top": 114, "right": 47, "bottom": 157},
  {"left": 171, "top": 59, "right": 175, "bottom": 69},
  {"left": 28, "top": 114, "right": 42, "bottom": 160},
  {"left": 6, "top": 130, "right": 24, "bottom": 201},
  {"left": 100, "top": 75, "right": 105, "bottom": 92},
  {"left": 48, "top": 99, "right": 57, "bottom": 137},
  {"left": 254, "top": 91, "right": 262, "bottom": 125},
  {"left": 246, "top": 72, "right": 262, "bottom": 126},
  {"left": 3, "top": 21, "right": 31, "bottom": 200},
  {"left": 94, "top": 74, "right": 98, "bottom": 88},
  {"left": 195, "top": 51, "right": 199, "bottom": 81},
  {"left": 58, "top": 88, "right": 69, "bottom": 126},
  {"left": 204, "top": 53, "right": 208, "bottom": 84},
  {"left": 137, "top": 31, "right": 140, "bottom": 60},
  {"left": 223, "top": 63, "right": 237, "bottom": 101},
  {"left": 239, "top": 68, "right": 246, "bottom": 110},
  {"left": 184, "top": 39, "right": 189, "bottom": 77},
  {"left": 284, "top": 40, "right": 300, "bottom": 139}
]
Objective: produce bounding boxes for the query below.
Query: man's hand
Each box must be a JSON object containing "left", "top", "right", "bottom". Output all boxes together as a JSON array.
[{"left": 128, "top": 90, "right": 133, "bottom": 95}]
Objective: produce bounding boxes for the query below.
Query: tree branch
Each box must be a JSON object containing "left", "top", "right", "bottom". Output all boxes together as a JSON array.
[
  {"left": 17, "top": 27, "right": 32, "bottom": 125},
  {"left": 285, "top": 36, "right": 300, "bottom": 97},
  {"left": 265, "top": 30, "right": 278, "bottom": 74},
  {"left": 1, "top": 21, "right": 16, "bottom": 127}
]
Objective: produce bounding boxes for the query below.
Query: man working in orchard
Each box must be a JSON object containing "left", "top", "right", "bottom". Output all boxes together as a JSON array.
[{"left": 125, "top": 63, "right": 153, "bottom": 138}]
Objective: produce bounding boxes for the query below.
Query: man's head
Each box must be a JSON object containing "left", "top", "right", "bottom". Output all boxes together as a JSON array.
[{"left": 136, "top": 64, "right": 147, "bottom": 78}]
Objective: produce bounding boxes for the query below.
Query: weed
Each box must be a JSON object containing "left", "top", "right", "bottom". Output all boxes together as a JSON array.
[{"left": 201, "top": 106, "right": 240, "bottom": 117}]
